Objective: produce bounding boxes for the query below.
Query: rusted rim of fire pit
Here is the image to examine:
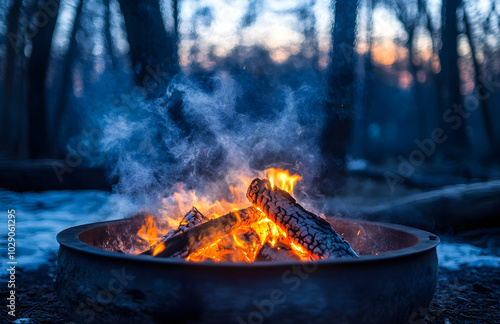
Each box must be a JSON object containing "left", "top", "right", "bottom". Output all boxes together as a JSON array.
[{"left": 57, "top": 215, "right": 439, "bottom": 267}]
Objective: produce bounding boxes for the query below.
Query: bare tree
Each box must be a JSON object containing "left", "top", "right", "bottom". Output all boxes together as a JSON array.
[
  {"left": 463, "top": 2, "right": 497, "bottom": 157},
  {"left": 1, "top": 0, "right": 23, "bottom": 157},
  {"left": 53, "top": 0, "right": 83, "bottom": 157},
  {"left": 319, "top": 0, "right": 359, "bottom": 195},
  {"left": 438, "top": 0, "right": 468, "bottom": 153},
  {"left": 117, "top": 0, "right": 178, "bottom": 88},
  {"left": 26, "top": 0, "right": 60, "bottom": 158},
  {"left": 392, "top": 0, "right": 430, "bottom": 138},
  {"left": 103, "top": 0, "right": 119, "bottom": 70},
  {"left": 360, "top": 0, "right": 375, "bottom": 157}
]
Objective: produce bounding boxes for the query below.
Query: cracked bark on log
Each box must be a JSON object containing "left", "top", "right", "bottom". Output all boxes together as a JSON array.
[
  {"left": 256, "top": 241, "right": 300, "bottom": 262},
  {"left": 247, "top": 178, "right": 358, "bottom": 259}
]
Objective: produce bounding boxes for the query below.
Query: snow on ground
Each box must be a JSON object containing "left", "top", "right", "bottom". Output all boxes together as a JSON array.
[
  {"left": 0, "top": 190, "right": 139, "bottom": 271},
  {"left": 437, "top": 241, "right": 500, "bottom": 270}
]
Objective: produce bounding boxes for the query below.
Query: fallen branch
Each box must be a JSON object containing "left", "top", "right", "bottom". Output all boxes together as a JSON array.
[
  {"left": 325, "top": 179, "right": 500, "bottom": 232},
  {"left": 247, "top": 178, "right": 358, "bottom": 259}
]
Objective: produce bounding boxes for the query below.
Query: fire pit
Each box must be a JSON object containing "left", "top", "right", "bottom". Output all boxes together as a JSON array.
[{"left": 56, "top": 214, "right": 439, "bottom": 324}]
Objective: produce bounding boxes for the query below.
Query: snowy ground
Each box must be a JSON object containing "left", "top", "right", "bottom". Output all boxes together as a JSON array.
[
  {"left": 437, "top": 242, "right": 500, "bottom": 270},
  {"left": 0, "top": 189, "right": 498, "bottom": 271},
  {"left": 0, "top": 190, "right": 140, "bottom": 271}
]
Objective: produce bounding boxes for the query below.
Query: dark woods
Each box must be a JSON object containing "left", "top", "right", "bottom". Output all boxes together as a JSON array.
[{"left": 0, "top": 0, "right": 499, "bottom": 195}]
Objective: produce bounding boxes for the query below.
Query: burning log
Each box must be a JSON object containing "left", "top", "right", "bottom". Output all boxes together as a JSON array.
[
  {"left": 256, "top": 241, "right": 300, "bottom": 262},
  {"left": 246, "top": 178, "right": 358, "bottom": 259},
  {"left": 159, "top": 206, "right": 209, "bottom": 242},
  {"left": 147, "top": 207, "right": 265, "bottom": 258},
  {"left": 189, "top": 228, "right": 262, "bottom": 262}
]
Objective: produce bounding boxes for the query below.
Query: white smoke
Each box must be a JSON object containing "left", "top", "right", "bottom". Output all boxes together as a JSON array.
[{"left": 76, "top": 70, "right": 327, "bottom": 214}]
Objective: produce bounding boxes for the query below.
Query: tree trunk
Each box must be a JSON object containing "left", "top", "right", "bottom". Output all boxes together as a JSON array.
[
  {"left": 26, "top": 0, "right": 60, "bottom": 158},
  {"left": 360, "top": 0, "right": 375, "bottom": 158},
  {"left": 463, "top": 8, "right": 497, "bottom": 157},
  {"left": 408, "top": 26, "right": 430, "bottom": 140},
  {"left": 117, "top": 0, "right": 178, "bottom": 88},
  {"left": 1, "top": 0, "right": 23, "bottom": 157},
  {"left": 438, "top": 0, "right": 468, "bottom": 154},
  {"left": 418, "top": 0, "right": 442, "bottom": 135},
  {"left": 319, "top": 0, "right": 359, "bottom": 195},
  {"left": 173, "top": 0, "right": 179, "bottom": 64},
  {"left": 53, "top": 0, "right": 83, "bottom": 157},
  {"left": 103, "top": 0, "right": 119, "bottom": 70}
]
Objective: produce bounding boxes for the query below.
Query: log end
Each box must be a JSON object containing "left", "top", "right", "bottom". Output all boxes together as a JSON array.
[{"left": 247, "top": 177, "right": 358, "bottom": 259}]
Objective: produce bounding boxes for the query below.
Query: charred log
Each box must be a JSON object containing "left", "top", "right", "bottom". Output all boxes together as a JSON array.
[
  {"left": 147, "top": 207, "right": 265, "bottom": 258},
  {"left": 247, "top": 178, "right": 358, "bottom": 259},
  {"left": 141, "top": 207, "right": 208, "bottom": 255},
  {"left": 159, "top": 206, "right": 209, "bottom": 242},
  {"left": 256, "top": 241, "right": 300, "bottom": 262}
]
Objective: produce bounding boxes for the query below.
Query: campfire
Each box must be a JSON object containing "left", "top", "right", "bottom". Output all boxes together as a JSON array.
[
  {"left": 135, "top": 169, "right": 358, "bottom": 262},
  {"left": 57, "top": 181, "right": 439, "bottom": 323}
]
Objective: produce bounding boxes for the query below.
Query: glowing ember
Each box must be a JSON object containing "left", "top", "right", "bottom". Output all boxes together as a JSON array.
[{"left": 135, "top": 168, "right": 316, "bottom": 262}]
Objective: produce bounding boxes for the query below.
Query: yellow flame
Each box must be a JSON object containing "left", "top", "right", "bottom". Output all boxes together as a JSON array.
[
  {"left": 264, "top": 168, "right": 302, "bottom": 194},
  {"left": 134, "top": 168, "right": 316, "bottom": 262},
  {"left": 152, "top": 242, "right": 165, "bottom": 256}
]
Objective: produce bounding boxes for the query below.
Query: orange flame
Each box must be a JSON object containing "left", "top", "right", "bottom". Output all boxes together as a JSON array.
[
  {"left": 152, "top": 242, "right": 165, "bottom": 256},
  {"left": 265, "top": 168, "right": 302, "bottom": 194},
  {"left": 135, "top": 168, "right": 315, "bottom": 262},
  {"left": 137, "top": 216, "right": 160, "bottom": 247}
]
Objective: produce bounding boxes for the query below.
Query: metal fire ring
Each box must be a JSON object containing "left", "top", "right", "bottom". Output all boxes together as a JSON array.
[{"left": 56, "top": 215, "right": 439, "bottom": 324}]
